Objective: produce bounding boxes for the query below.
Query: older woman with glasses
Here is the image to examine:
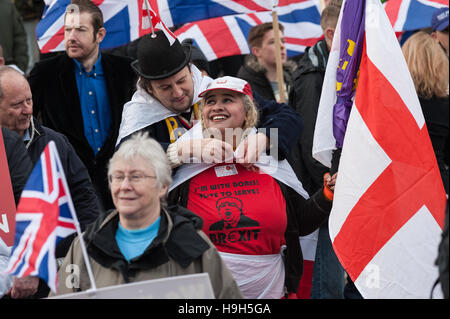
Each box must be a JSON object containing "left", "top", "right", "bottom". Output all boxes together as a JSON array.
[{"left": 52, "top": 133, "right": 242, "bottom": 298}]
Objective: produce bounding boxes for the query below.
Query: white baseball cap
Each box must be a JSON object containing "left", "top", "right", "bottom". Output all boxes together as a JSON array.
[{"left": 199, "top": 76, "right": 253, "bottom": 100}]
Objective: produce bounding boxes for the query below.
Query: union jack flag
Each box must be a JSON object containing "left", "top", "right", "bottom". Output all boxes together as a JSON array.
[
  {"left": 36, "top": 0, "right": 449, "bottom": 57},
  {"left": 148, "top": 0, "right": 297, "bottom": 26},
  {"left": 37, "top": 0, "right": 322, "bottom": 54},
  {"left": 37, "top": 0, "right": 144, "bottom": 53},
  {"left": 174, "top": 0, "right": 323, "bottom": 60},
  {"left": 384, "top": 0, "right": 449, "bottom": 32},
  {"left": 6, "top": 141, "right": 79, "bottom": 293}
]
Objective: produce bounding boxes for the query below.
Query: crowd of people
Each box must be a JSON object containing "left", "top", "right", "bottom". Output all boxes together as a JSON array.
[{"left": 0, "top": 0, "right": 448, "bottom": 299}]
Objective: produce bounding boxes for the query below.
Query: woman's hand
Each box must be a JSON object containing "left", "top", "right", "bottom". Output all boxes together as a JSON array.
[
  {"left": 177, "top": 138, "right": 234, "bottom": 164},
  {"left": 235, "top": 132, "right": 269, "bottom": 168}
]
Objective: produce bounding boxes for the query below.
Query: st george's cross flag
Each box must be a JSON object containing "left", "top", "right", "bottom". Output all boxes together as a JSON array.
[
  {"left": 6, "top": 141, "right": 80, "bottom": 293},
  {"left": 141, "top": 0, "right": 177, "bottom": 45},
  {"left": 0, "top": 128, "right": 17, "bottom": 248},
  {"left": 313, "top": 0, "right": 447, "bottom": 298}
]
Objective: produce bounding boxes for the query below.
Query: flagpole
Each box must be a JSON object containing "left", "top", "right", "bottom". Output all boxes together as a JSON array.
[
  {"left": 271, "top": 0, "right": 287, "bottom": 103},
  {"left": 72, "top": 219, "right": 97, "bottom": 292},
  {"left": 144, "top": 0, "right": 156, "bottom": 38},
  {"left": 51, "top": 143, "right": 97, "bottom": 292}
]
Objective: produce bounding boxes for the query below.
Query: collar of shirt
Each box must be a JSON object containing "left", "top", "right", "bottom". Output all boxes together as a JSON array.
[
  {"left": 73, "top": 52, "right": 104, "bottom": 77},
  {"left": 73, "top": 52, "right": 112, "bottom": 155},
  {"left": 23, "top": 128, "right": 31, "bottom": 142}
]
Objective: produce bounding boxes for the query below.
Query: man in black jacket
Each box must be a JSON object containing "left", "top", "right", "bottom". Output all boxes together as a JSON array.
[
  {"left": 0, "top": 65, "right": 100, "bottom": 298},
  {"left": 28, "top": 0, "right": 136, "bottom": 210},
  {"left": 0, "top": 66, "right": 99, "bottom": 247}
]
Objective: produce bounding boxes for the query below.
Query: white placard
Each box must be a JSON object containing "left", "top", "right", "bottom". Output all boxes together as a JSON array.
[{"left": 48, "top": 273, "right": 215, "bottom": 299}]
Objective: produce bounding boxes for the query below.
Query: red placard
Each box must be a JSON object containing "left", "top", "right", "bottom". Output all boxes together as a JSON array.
[{"left": 0, "top": 127, "right": 17, "bottom": 247}]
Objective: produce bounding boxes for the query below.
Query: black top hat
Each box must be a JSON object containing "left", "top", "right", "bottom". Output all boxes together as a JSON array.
[{"left": 131, "top": 30, "right": 192, "bottom": 80}]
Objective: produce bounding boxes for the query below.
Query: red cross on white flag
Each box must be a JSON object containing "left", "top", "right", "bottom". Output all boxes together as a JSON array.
[
  {"left": 313, "top": 0, "right": 447, "bottom": 298},
  {"left": 141, "top": 0, "right": 177, "bottom": 45}
]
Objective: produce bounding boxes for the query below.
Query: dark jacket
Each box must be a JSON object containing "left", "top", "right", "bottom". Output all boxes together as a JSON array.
[
  {"left": 237, "top": 54, "right": 295, "bottom": 102},
  {"left": 28, "top": 52, "right": 137, "bottom": 210},
  {"left": 288, "top": 39, "right": 330, "bottom": 195},
  {"left": 419, "top": 96, "right": 449, "bottom": 194},
  {"left": 52, "top": 206, "right": 243, "bottom": 299},
  {"left": 25, "top": 118, "right": 100, "bottom": 257},
  {"left": 1, "top": 127, "right": 32, "bottom": 205},
  {"left": 168, "top": 176, "right": 332, "bottom": 294}
]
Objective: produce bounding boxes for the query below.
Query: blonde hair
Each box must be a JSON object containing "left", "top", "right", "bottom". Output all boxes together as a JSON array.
[{"left": 402, "top": 31, "right": 449, "bottom": 99}]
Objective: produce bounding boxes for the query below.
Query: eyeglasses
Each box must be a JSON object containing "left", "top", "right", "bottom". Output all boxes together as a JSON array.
[{"left": 108, "top": 174, "right": 156, "bottom": 185}]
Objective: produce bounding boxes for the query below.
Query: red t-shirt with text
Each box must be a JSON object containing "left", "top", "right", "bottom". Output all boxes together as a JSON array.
[{"left": 187, "top": 163, "right": 287, "bottom": 255}]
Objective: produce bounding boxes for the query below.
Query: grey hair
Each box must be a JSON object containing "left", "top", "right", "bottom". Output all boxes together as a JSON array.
[
  {"left": 108, "top": 132, "right": 173, "bottom": 193},
  {"left": 0, "top": 66, "right": 23, "bottom": 103}
]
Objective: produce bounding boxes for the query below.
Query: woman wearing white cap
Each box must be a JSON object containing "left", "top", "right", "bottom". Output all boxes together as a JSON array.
[{"left": 168, "top": 76, "right": 337, "bottom": 299}]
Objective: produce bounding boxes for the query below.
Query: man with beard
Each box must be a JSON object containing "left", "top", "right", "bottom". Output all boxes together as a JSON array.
[{"left": 28, "top": 0, "right": 136, "bottom": 211}]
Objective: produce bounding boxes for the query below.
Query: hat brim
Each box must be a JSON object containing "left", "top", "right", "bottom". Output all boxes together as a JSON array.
[
  {"left": 199, "top": 87, "right": 246, "bottom": 98},
  {"left": 131, "top": 44, "right": 192, "bottom": 80},
  {"left": 435, "top": 21, "right": 449, "bottom": 32}
]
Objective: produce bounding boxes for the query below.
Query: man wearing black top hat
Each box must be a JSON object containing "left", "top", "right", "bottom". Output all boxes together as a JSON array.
[{"left": 117, "top": 30, "right": 304, "bottom": 168}]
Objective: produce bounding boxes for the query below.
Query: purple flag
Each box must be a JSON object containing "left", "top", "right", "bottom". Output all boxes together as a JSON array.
[{"left": 333, "top": 0, "right": 365, "bottom": 148}]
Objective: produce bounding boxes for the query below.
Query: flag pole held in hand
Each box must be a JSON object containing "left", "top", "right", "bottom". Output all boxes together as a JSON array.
[{"left": 271, "top": 0, "right": 286, "bottom": 103}]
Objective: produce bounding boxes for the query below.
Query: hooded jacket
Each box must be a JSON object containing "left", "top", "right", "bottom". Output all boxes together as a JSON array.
[
  {"left": 287, "top": 39, "right": 330, "bottom": 195},
  {"left": 52, "top": 205, "right": 242, "bottom": 299},
  {"left": 237, "top": 54, "right": 296, "bottom": 102}
]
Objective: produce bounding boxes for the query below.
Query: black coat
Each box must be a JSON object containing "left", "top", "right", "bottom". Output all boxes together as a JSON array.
[
  {"left": 288, "top": 40, "right": 330, "bottom": 195},
  {"left": 168, "top": 176, "right": 332, "bottom": 294},
  {"left": 419, "top": 96, "right": 449, "bottom": 194},
  {"left": 26, "top": 118, "right": 100, "bottom": 258},
  {"left": 1, "top": 127, "right": 32, "bottom": 205},
  {"left": 28, "top": 53, "right": 137, "bottom": 210}
]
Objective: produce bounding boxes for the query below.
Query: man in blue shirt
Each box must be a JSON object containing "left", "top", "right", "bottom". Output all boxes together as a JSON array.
[
  {"left": 29, "top": 0, "right": 136, "bottom": 210},
  {"left": 73, "top": 54, "right": 111, "bottom": 155}
]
